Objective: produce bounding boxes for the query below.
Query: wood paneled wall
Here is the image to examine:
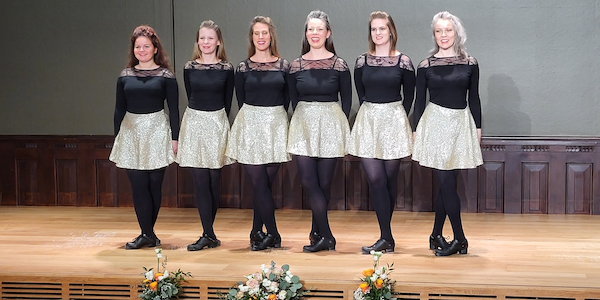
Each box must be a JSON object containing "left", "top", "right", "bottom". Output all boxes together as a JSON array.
[{"left": 0, "top": 136, "right": 598, "bottom": 214}]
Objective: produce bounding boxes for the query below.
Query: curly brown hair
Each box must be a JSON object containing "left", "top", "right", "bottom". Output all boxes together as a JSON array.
[{"left": 127, "top": 25, "right": 171, "bottom": 69}]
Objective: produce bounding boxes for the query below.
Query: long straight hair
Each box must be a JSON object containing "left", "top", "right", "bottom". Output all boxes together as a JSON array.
[
  {"left": 368, "top": 11, "right": 398, "bottom": 56},
  {"left": 192, "top": 20, "right": 228, "bottom": 62},
  {"left": 247, "top": 16, "right": 280, "bottom": 58},
  {"left": 301, "top": 10, "right": 336, "bottom": 55},
  {"left": 429, "top": 11, "right": 468, "bottom": 58}
]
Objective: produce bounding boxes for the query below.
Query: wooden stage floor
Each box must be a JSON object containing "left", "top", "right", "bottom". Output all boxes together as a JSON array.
[{"left": 1, "top": 206, "right": 600, "bottom": 299}]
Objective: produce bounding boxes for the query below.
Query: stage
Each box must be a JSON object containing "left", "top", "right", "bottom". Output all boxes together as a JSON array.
[{"left": 1, "top": 206, "right": 600, "bottom": 299}]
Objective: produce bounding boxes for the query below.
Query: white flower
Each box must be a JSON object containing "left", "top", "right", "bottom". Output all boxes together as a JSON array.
[
  {"left": 270, "top": 281, "right": 279, "bottom": 292},
  {"left": 155, "top": 248, "right": 161, "bottom": 254},
  {"left": 380, "top": 273, "right": 387, "bottom": 279},
  {"left": 285, "top": 275, "right": 292, "bottom": 283},
  {"left": 157, "top": 275, "right": 165, "bottom": 281},
  {"left": 261, "top": 264, "right": 267, "bottom": 272},
  {"left": 163, "top": 270, "right": 169, "bottom": 277},
  {"left": 239, "top": 285, "right": 249, "bottom": 292},
  {"left": 278, "top": 290, "right": 287, "bottom": 300},
  {"left": 371, "top": 274, "right": 378, "bottom": 281},
  {"left": 157, "top": 253, "right": 163, "bottom": 259},
  {"left": 262, "top": 279, "right": 272, "bottom": 288},
  {"left": 354, "top": 288, "right": 365, "bottom": 300},
  {"left": 375, "top": 268, "right": 382, "bottom": 275},
  {"left": 145, "top": 270, "right": 153, "bottom": 280}
]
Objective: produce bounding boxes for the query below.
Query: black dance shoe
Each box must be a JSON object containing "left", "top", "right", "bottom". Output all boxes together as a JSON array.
[
  {"left": 125, "top": 234, "right": 156, "bottom": 250},
  {"left": 429, "top": 235, "right": 450, "bottom": 251},
  {"left": 303, "top": 236, "right": 336, "bottom": 253},
  {"left": 252, "top": 233, "right": 281, "bottom": 251},
  {"left": 250, "top": 230, "right": 266, "bottom": 249},
  {"left": 153, "top": 234, "right": 161, "bottom": 246},
  {"left": 361, "top": 238, "right": 395, "bottom": 254},
  {"left": 187, "top": 234, "right": 221, "bottom": 251},
  {"left": 309, "top": 231, "right": 321, "bottom": 246},
  {"left": 435, "top": 239, "right": 468, "bottom": 256}
]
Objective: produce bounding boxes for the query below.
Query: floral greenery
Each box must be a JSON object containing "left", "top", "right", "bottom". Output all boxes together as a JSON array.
[
  {"left": 221, "top": 261, "right": 307, "bottom": 300},
  {"left": 138, "top": 248, "right": 192, "bottom": 300},
  {"left": 354, "top": 251, "right": 395, "bottom": 300}
]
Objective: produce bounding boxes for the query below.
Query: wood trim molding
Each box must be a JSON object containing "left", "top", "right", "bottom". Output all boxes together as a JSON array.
[{"left": 1, "top": 135, "right": 599, "bottom": 214}]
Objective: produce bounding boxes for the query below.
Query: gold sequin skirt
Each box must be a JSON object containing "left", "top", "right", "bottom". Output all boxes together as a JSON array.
[
  {"left": 176, "top": 107, "right": 234, "bottom": 169},
  {"left": 348, "top": 101, "right": 412, "bottom": 160},
  {"left": 109, "top": 110, "right": 175, "bottom": 170},
  {"left": 226, "top": 104, "right": 290, "bottom": 165},
  {"left": 412, "top": 103, "right": 483, "bottom": 170},
  {"left": 287, "top": 101, "right": 350, "bottom": 158}
]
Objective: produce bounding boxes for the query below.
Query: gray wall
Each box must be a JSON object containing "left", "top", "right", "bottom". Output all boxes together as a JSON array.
[{"left": 1, "top": 0, "right": 598, "bottom": 136}]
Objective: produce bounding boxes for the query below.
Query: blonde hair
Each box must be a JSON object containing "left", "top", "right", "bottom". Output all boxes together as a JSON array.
[{"left": 192, "top": 20, "right": 228, "bottom": 61}]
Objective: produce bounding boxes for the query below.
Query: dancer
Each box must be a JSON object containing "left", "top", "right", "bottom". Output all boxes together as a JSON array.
[
  {"left": 177, "top": 20, "right": 234, "bottom": 251},
  {"left": 288, "top": 10, "right": 352, "bottom": 253},
  {"left": 412, "top": 11, "right": 483, "bottom": 256},
  {"left": 226, "top": 16, "right": 290, "bottom": 251},
  {"left": 349, "top": 11, "right": 415, "bottom": 254},
  {"left": 110, "top": 25, "right": 179, "bottom": 250}
]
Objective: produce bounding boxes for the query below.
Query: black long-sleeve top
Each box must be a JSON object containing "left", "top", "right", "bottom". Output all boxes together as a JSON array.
[
  {"left": 235, "top": 58, "right": 290, "bottom": 111},
  {"left": 354, "top": 53, "right": 416, "bottom": 114},
  {"left": 183, "top": 60, "right": 234, "bottom": 116},
  {"left": 114, "top": 67, "right": 180, "bottom": 139},
  {"left": 288, "top": 55, "right": 352, "bottom": 117},
  {"left": 413, "top": 56, "right": 482, "bottom": 130}
]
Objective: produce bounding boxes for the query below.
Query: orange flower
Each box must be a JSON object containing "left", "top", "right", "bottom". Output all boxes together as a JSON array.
[
  {"left": 374, "top": 278, "right": 384, "bottom": 289},
  {"left": 362, "top": 269, "right": 374, "bottom": 277},
  {"left": 268, "top": 294, "right": 277, "bottom": 300},
  {"left": 154, "top": 272, "right": 163, "bottom": 280},
  {"left": 143, "top": 279, "right": 150, "bottom": 284},
  {"left": 149, "top": 281, "right": 158, "bottom": 291},
  {"left": 359, "top": 282, "right": 369, "bottom": 293}
]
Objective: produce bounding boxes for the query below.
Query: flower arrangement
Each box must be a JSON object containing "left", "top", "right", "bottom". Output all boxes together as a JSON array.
[
  {"left": 222, "top": 261, "right": 307, "bottom": 300},
  {"left": 354, "top": 251, "right": 395, "bottom": 300},
  {"left": 138, "top": 248, "right": 192, "bottom": 300}
]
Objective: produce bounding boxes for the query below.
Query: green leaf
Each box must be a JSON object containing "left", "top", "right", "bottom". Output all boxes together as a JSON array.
[
  {"left": 280, "top": 281, "right": 289, "bottom": 290},
  {"left": 291, "top": 275, "right": 300, "bottom": 283},
  {"left": 282, "top": 264, "right": 289, "bottom": 272}
]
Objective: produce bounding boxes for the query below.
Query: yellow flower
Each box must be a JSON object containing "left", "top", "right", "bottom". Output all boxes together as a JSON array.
[
  {"left": 359, "top": 282, "right": 369, "bottom": 293},
  {"left": 154, "top": 272, "right": 163, "bottom": 280},
  {"left": 268, "top": 294, "right": 277, "bottom": 300},
  {"left": 374, "top": 278, "right": 384, "bottom": 289},
  {"left": 362, "top": 269, "right": 374, "bottom": 277},
  {"left": 149, "top": 281, "right": 158, "bottom": 291}
]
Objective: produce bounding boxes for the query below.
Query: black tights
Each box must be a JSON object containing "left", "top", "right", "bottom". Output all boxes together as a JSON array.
[
  {"left": 295, "top": 155, "right": 338, "bottom": 239},
  {"left": 190, "top": 168, "right": 221, "bottom": 239},
  {"left": 244, "top": 163, "right": 280, "bottom": 237},
  {"left": 126, "top": 168, "right": 166, "bottom": 237},
  {"left": 361, "top": 158, "right": 400, "bottom": 241},
  {"left": 432, "top": 169, "right": 465, "bottom": 241}
]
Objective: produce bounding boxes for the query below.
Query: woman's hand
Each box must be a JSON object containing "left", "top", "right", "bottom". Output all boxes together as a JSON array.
[
  {"left": 477, "top": 129, "right": 482, "bottom": 145},
  {"left": 172, "top": 140, "right": 178, "bottom": 155}
]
